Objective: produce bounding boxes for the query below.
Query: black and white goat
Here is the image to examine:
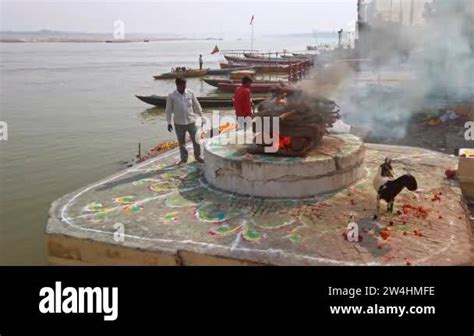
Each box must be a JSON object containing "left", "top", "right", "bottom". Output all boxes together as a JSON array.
[{"left": 373, "top": 158, "right": 418, "bottom": 214}]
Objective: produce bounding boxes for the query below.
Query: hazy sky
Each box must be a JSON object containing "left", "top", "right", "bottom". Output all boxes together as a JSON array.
[{"left": 0, "top": 0, "right": 358, "bottom": 37}]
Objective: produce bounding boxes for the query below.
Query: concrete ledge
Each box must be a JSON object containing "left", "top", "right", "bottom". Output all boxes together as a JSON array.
[
  {"left": 177, "top": 250, "right": 264, "bottom": 266},
  {"left": 48, "top": 234, "right": 179, "bottom": 266},
  {"left": 48, "top": 234, "right": 266, "bottom": 266}
]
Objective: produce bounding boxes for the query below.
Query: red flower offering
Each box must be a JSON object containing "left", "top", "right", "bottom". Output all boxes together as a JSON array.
[
  {"left": 445, "top": 169, "right": 456, "bottom": 180},
  {"left": 380, "top": 231, "right": 390, "bottom": 240}
]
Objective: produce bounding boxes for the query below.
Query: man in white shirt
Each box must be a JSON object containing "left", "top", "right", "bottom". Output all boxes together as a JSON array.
[{"left": 165, "top": 77, "right": 204, "bottom": 164}]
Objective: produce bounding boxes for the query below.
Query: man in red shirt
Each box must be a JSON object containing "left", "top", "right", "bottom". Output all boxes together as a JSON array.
[{"left": 233, "top": 76, "right": 253, "bottom": 130}]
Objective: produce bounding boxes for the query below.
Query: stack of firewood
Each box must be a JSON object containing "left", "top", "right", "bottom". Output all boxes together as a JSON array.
[{"left": 249, "top": 86, "right": 340, "bottom": 157}]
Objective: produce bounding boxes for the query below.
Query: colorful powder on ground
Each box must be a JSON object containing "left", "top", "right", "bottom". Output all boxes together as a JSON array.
[
  {"left": 114, "top": 196, "right": 136, "bottom": 205},
  {"left": 124, "top": 204, "right": 143, "bottom": 214},
  {"left": 242, "top": 227, "right": 262, "bottom": 242},
  {"left": 82, "top": 202, "right": 104, "bottom": 213},
  {"left": 160, "top": 212, "right": 179, "bottom": 222},
  {"left": 87, "top": 213, "right": 107, "bottom": 224},
  {"left": 208, "top": 224, "right": 242, "bottom": 237}
]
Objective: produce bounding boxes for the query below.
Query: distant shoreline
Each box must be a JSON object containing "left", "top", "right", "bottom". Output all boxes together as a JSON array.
[
  {"left": 0, "top": 38, "right": 224, "bottom": 43},
  {"left": 0, "top": 30, "right": 339, "bottom": 44}
]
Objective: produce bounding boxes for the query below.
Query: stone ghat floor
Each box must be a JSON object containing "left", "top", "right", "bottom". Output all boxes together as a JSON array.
[{"left": 47, "top": 143, "right": 472, "bottom": 266}]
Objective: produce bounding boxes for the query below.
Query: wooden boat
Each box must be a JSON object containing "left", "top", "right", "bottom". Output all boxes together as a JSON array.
[
  {"left": 202, "top": 78, "right": 232, "bottom": 87},
  {"left": 136, "top": 94, "right": 266, "bottom": 108},
  {"left": 220, "top": 62, "right": 291, "bottom": 74},
  {"left": 243, "top": 53, "right": 268, "bottom": 59},
  {"left": 203, "top": 78, "right": 286, "bottom": 88},
  {"left": 255, "top": 65, "right": 292, "bottom": 74},
  {"left": 280, "top": 54, "right": 313, "bottom": 60},
  {"left": 244, "top": 52, "right": 307, "bottom": 60},
  {"left": 229, "top": 70, "right": 255, "bottom": 80},
  {"left": 207, "top": 66, "right": 254, "bottom": 75},
  {"left": 153, "top": 68, "right": 209, "bottom": 80},
  {"left": 224, "top": 55, "right": 301, "bottom": 64},
  {"left": 220, "top": 62, "right": 244, "bottom": 69},
  {"left": 217, "top": 82, "right": 279, "bottom": 93}
]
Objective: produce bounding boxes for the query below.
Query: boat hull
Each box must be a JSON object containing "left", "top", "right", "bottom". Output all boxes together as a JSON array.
[
  {"left": 153, "top": 69, "right": 209, "bottom": 80},
  {"left": 220, "top": 62, "right": 290, "bottom": 74},
  {"left": 229, "top": 70, "right": 256, "bottom": 80},
  {"left": 207, "top": 66, "right": 254, "bottom": 75},
  {"left": 217, "top": 83, "right": 278, "bottom": 93},
  {"left": 203, "top": 78, "right": 286, "bottom": 88},
  {"left": 224, "top": 55, "right": 299, "bottom": 64},
  {"left": 136, "top": 95, "right": 266, "bottom": 108}
]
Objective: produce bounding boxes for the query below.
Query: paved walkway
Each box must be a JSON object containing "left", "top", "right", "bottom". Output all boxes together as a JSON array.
[{"left": 47, "top": 142, "right": 472, "bottom": 265}]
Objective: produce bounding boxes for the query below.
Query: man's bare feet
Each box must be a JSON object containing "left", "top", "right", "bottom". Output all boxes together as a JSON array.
[
  {"left": 195, "top": 157, "right": 204, "bottom": 163},
  {"left": 177, "top": 159, "right": 187, "bottom": 165}
]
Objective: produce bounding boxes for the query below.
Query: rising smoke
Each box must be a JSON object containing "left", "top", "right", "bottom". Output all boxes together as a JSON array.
[{"left": 331, "top": 0, "right": 474, "bottom": 140}]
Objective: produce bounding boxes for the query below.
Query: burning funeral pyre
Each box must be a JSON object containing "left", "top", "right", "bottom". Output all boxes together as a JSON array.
[{"left": 249, "top": 86, "right": 341, "bottom": 157}]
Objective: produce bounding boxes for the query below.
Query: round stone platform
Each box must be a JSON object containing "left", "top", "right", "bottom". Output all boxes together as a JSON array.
[{"left": 204, "top": 132, "right": 366, "bottom": 198}]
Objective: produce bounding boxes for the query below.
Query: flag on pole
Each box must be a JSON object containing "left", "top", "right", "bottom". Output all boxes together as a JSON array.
[
  {"left": 210, "top": 45, "right": 220, "bottom": 54},
  {"left": 249, "top": 15, "right": 254, "bottom": 25}
]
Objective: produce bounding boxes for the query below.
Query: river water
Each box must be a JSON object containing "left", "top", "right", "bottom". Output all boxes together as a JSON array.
[{"left": 0, "top": 36, "right": 328, "bottom": 264}]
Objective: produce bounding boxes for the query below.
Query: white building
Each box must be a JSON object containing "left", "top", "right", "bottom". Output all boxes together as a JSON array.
[{"left": 360, "top": 0, "right": 430, "bottom": 26}]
